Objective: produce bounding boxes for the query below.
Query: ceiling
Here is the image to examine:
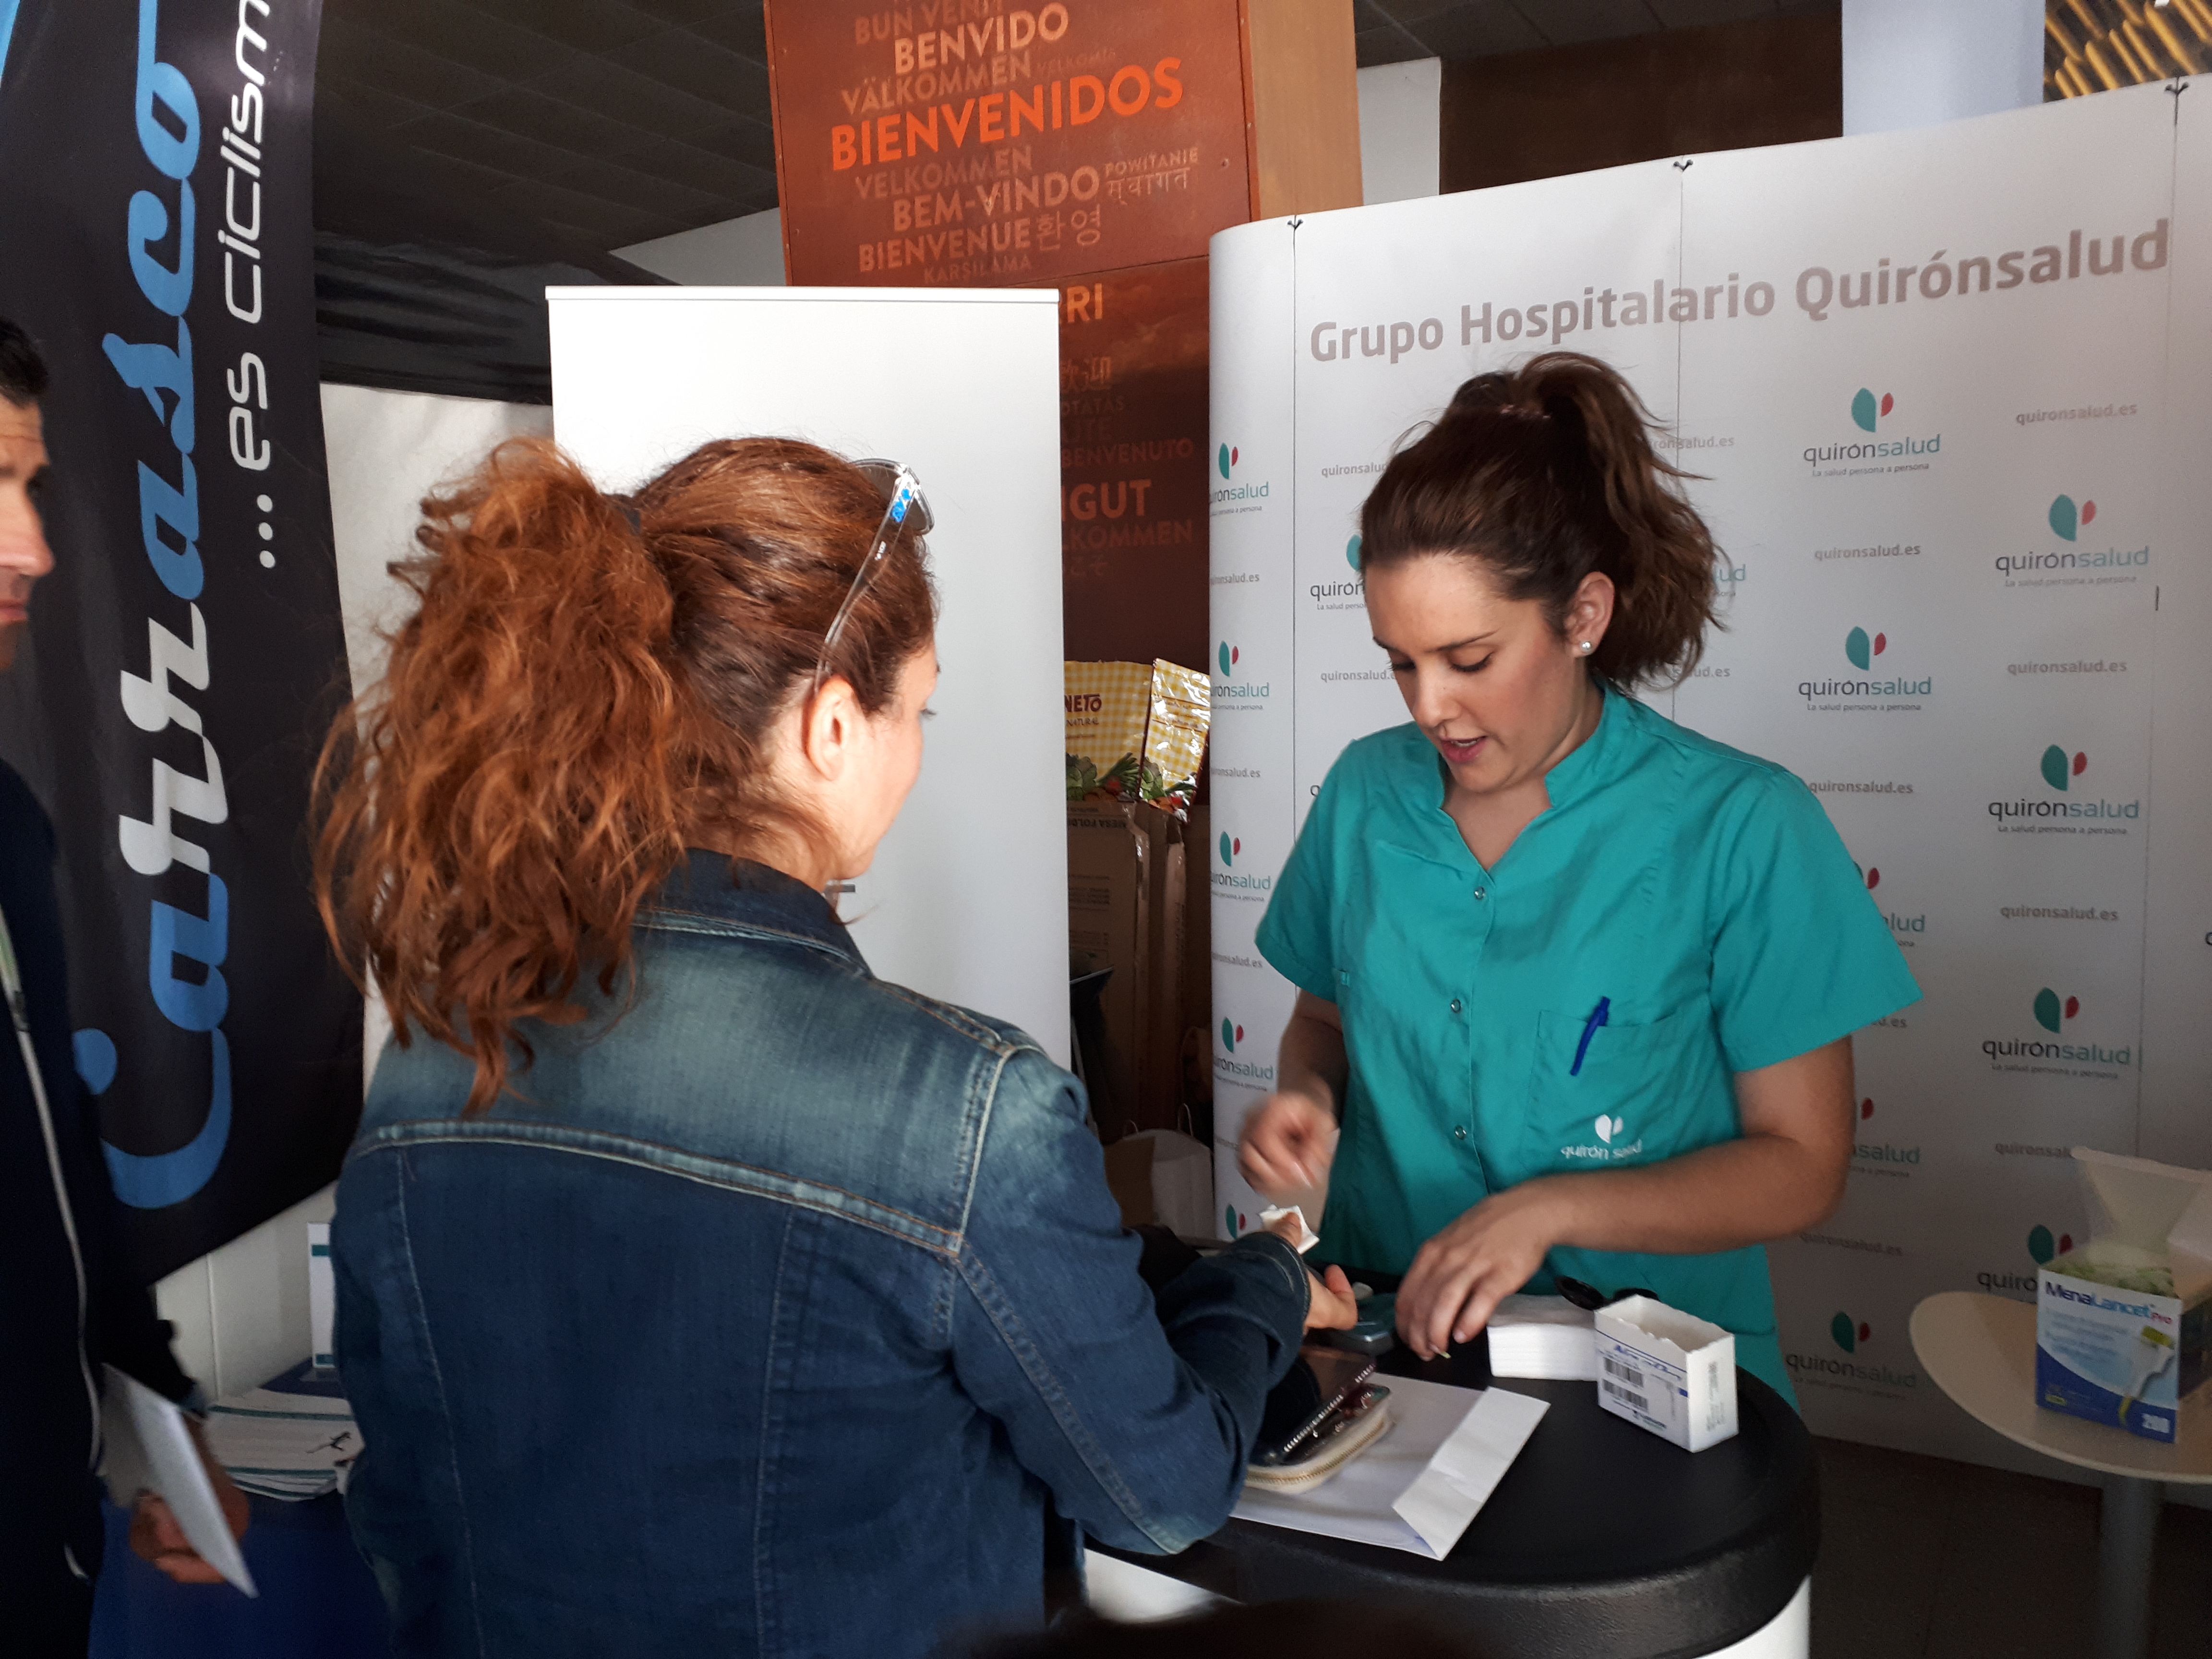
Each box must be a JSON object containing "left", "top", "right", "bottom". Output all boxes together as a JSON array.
[
  {"left": 314, "top": 0, "right": 1840, "bottom": 254},
  {"left": 1351, "top": 0, "right": 1835, "bottom": 66},
  {"left": 316, "top": 0, "right": 778, "bottom": 253},
  {"left": 2044, "top": 0, "right": 2211, "bottom": 94}
]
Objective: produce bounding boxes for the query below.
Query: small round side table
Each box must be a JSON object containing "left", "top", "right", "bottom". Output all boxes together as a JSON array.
[{"left": 1910, "top": 1291, "right": 2212, "bottom": 1659}]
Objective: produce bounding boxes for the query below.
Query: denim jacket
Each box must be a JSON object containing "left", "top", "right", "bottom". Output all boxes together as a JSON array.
[{"left": 335, "top": 854, "right": 1310, "bottom": 1658}]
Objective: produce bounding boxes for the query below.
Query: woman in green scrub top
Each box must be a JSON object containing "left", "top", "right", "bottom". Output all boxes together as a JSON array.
[{"left": 1239, "top": 352, "right": 1919, "bottom": 1403}]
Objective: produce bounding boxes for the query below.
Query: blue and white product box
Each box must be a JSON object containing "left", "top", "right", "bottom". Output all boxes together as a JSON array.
[
  {"left": 2034, "top": 1150, "right": 2212, "bottom": 1445},
  {"left": 1592, "top": 1296, "right": 1739, "bottom": 1453}
]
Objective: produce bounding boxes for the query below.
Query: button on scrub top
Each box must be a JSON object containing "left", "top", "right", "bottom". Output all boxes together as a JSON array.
[{"left": 1255, "top": 685, "right": 1921, "bottom": 1401}]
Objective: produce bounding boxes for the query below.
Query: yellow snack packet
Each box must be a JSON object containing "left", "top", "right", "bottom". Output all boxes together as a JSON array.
[{"left": 1065, "top": 660, "right": 1212, "bottom": 817}]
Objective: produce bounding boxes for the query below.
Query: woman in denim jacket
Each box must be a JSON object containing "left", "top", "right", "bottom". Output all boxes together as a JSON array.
[{"left": 313, "top": 437, "right": 1354, "bottom": 1658}]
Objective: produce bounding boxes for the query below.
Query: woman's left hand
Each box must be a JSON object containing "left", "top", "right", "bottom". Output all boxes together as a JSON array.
[
  {"left": 129, "top": 1423, "right": 251, "bottom": 1584},
  {"left": 1395, "top": 1181, "right": 1570, "bottom": 1361}
]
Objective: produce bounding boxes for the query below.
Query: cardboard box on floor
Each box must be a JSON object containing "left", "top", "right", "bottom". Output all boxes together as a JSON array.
[
  {"left": 1067, "top": 798, "right": 1186, "bottom": 1135},
  {"left": 1066, "top": 660, "right": 1208, "bottom": 1140},
  {"left": 1068, "top": 802, "right": 1149, "bottom": 1128},
  {"left": 1183, "top": 803, "right": 1214, "bottom": 1138},
  {"left": 1148, "top": 811, "right": 1187, "bottom": 1130},
  {"left": 1099, "top": 1129, "right": 1214, "bottom": 1235}
]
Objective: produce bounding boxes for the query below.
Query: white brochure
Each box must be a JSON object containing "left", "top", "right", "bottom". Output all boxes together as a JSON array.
[
  {"left": 100, "top": 1364, "right": 257, "bottom": 1596},
  {"left": 1232, "top": 1377, "right": 1548, "bottom": 1559}
]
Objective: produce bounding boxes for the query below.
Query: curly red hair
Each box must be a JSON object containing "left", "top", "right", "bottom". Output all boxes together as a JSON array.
[{"left": 313, "top": 436, "right": 935, "bottom": 1112}]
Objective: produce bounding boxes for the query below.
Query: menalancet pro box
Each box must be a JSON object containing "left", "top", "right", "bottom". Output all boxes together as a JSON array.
[{"left": 2034, "top": 1149, "right": 2212, "bottom": 1444}]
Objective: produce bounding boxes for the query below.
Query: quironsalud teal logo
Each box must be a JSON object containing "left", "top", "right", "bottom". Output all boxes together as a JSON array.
[
  {"left": 1801, "top": 625, "right": 1926, "bottom": 702},
  {"left": 1217, "top": 442, "right": 1238, "bottom": 480},
  {"left": 1214, "top": 642, "right": 1269, "bottom": 704},
  {"left": 1989, "top": 743, "right": 2133, "bottom": 827},
  {"left": 1995, "top": 493, "right": 2141, "bottom": 578},
  {"left": 1218, "top": 832, "right": 1240, "bottom": 866},
  {"left": 2048, "top": 493, "right": 2097, "bottom": 541},
  {"left": 2033, "top": 988, "right": 2080, "bottom": 1033},
  {"left": 1346, "top": 533, "right": 1362, "bottom": 570},
  {"left": 1851, "top": 388, "right": 1894, "bottom": 432},
  {"left": 1792, "top": 1309, "right": 1917, "bottom": 1391},
  {"left": 1219, "top": 1017, "right": 1243, "bottom": 1052},
  {"left": 2028, "top": 1223, "right": 2075, "bottom": 1265}
]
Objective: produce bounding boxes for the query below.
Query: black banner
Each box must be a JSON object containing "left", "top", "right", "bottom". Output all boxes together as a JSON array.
[{"left": 0, "top": 0, "right": 359, "bottom": 1280}]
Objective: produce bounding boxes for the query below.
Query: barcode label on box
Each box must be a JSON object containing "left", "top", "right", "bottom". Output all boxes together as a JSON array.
[
  {"left": 1595, "top": 1301, "right": 1737, "bottom": 1452},
  {"left": 1601, "top": 1378, "right": 1649, "bottom": 1413}
]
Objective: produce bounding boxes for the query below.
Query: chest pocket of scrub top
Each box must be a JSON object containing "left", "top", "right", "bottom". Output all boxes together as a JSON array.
[{"left": 1516, "top": 1007, "right": 1706, "bottom": 1181}]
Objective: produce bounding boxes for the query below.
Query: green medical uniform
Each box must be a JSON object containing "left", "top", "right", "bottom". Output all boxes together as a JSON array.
[{"left": 1255, "top": 686, "right": 1920, "bottom": 1402}]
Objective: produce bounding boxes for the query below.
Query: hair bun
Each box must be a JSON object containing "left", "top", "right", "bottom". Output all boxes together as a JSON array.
[{"left": 1359, "top": 350, "right": 1720, "bottom": 689}]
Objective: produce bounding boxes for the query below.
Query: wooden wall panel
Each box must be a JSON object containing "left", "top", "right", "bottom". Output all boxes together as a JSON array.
[
  {"left": 1441, "top": 12, "right": 1841, "bottom": 196},
  {"left": 1057, "top": 256, "right": 1210, "bottom": 669},
  {"left": 1240, "top": 0, "right": 1362, "bottom": 220}
]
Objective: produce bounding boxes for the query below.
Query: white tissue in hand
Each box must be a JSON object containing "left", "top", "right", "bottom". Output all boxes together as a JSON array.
[
  {"left": 1259, "top": 1205, "right": 1319, "bottom": 1253},
  {"left": 1485, "top": 1295, "right": 1597, "bottom": 1380}
]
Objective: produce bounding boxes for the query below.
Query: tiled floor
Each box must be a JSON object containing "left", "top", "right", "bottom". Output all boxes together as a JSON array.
[{"left": 1810, "top": 1437, "right": 2211, "bottom": 1658}]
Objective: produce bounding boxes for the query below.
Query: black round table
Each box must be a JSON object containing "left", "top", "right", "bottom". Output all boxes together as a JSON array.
[{"left": 1095, "top": 1282, "right": 1817, "bottom": 1659}]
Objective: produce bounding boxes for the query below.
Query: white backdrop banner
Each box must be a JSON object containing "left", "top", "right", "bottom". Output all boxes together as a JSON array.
[{"left": 1209, "top": 80, "right": 2212, "bottom": 1465}]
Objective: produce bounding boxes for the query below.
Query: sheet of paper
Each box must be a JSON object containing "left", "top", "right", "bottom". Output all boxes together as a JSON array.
[
  {"left": 1230, "top": 1376, "right": 1546, "bottom": 1559},
  {"left": 1391, "top": 1384, "right": 1549, "bottom": 1556},
  {"left": 100, "top": 1365, "right": 257, "bottom": 1596}
]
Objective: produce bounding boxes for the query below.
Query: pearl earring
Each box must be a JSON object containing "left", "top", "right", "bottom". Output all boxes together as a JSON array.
[{"left": 1578, "top": 640, "right": 1594, "bottom": 654}]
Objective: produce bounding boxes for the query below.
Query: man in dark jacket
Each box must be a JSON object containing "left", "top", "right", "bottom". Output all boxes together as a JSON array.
[{"left": 0, "top": 317, "right": 245, "bottom": 1647}]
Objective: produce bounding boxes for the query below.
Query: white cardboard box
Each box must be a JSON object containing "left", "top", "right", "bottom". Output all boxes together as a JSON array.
[
  {"left": 307, "top": 1222, "right": 335, "bottom": 1371},
  {"left": 2034, "top": 1149, "right": 2212, "bottom": 1443},
  {"left": 1593, "top": 1295, "right": 1739, "bottom": 1453}
]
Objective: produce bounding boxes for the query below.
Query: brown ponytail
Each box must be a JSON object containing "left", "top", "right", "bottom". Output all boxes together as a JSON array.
[
  {"left": 313, "top": 436, "right": 935, "bottom": 1112},
  {"left": 1358, "top": 351, "right": 1720, "bottom": 687}
]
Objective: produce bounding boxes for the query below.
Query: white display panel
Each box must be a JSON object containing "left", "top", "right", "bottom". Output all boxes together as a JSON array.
[
  {"left": 1210, "top": 80, "right": 2210, "bottom": 1472},
  {"left": 549, "top": 288, "right": 1068, "bottom": 1064}
]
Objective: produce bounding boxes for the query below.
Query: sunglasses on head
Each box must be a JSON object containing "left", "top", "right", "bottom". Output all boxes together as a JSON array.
[
  {"left": 1554, "top": 1276, "right": 1659, "bottom": 1312},
  {"left": 812, "top": 457, "right": 932, "bottom": 697}
]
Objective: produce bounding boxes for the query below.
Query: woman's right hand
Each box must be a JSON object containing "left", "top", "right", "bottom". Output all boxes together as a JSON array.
[{"left": 1238, "top": 1089, "right": 1339, "bottom": 1198}]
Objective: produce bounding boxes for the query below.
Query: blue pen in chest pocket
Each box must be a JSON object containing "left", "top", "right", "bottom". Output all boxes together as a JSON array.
[{"left": 1569, "top": 996, "right": 1611, "bottom": 1076}]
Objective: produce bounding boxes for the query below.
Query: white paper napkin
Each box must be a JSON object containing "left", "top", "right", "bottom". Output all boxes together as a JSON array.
[{"left": 1486, "top": 1294, "right": 1599, "bottom": 1381}]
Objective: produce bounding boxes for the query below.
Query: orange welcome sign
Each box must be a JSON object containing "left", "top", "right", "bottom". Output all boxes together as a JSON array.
[
  {"left": 827, "top": 55, "right": 1189, "bottom": 168},
  {"left": 767, "top": 0, "right": 1250, "bottom": 287}
]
